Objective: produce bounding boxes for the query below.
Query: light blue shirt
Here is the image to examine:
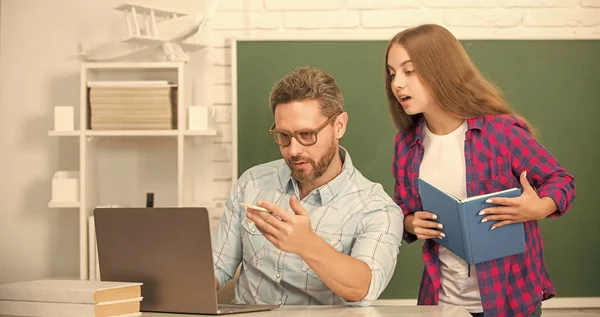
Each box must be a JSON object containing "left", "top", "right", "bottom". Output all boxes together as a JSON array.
[{"left": 212, "top": 147, "right": 404, "bottom": 306}]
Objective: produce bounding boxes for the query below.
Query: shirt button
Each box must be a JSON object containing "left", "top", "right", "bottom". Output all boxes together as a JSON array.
[
  {"left": 251, "top": 227, "right": 256, "bottom": 233},
  {"left": 275, "top": 272, "right": 281, "bottom": 278}
]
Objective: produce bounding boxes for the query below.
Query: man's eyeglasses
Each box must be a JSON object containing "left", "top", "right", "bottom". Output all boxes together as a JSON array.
[{"left": 268, "top": 112, "right": 342, "bottom": 147}]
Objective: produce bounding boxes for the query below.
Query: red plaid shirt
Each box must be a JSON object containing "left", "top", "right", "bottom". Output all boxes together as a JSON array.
[{"left": 392, "top": 115, "right": 576, "bottom": 317}]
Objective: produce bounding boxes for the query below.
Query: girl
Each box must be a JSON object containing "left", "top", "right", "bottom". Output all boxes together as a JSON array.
[{"left": 386, "top": 24, "right": 575, "bottom": 317}]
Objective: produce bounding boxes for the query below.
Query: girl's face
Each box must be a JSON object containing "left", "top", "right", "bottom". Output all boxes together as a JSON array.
[{"left": 387, "top": 44, "right": 434, "bottom": 116}]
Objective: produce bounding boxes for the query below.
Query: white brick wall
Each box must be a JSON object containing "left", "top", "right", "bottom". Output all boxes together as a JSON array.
[
  {"left": 212, "top": 11, "right": 282, "bottom": 30},
  {"left": 524, "top": 8, "right": 600, "bottom": 26},
  {"left": 211, "top": 65, "right": 231, "bottom": 84},
  {"left": 346, "top": 0, "right": 422, "bottom": 9},
  {"left": 284, "top": 11, "right": 360, "bottom": 29},
  {"left": 264, "top": 0, "right": 346, "bottom": 11},
  {"left": 423, "top": 0, "right": 498, "bottom": 8},
  {"left": 211, "top": 47, "right": 231, "bottom": 65},
  {"left": 500, "top": 0, "right": 578, "bottom": 7},
  {"left": 199, "top": 0, "right": 600, "bottom": 201},
  {"left": 217, "top": 0, "right": 263, "bottom": 12},
  {"left": 361, "top": 10, "right": 445, "bottom": 28},
  {"left": 582, "top": 0, "right": 600, "bottom": 7},
  {"left": 213, "top": 105, "right": 232, "bottom": 124},
  {"left": 445, "top": 9, "right": 524, "bottom": 27}
]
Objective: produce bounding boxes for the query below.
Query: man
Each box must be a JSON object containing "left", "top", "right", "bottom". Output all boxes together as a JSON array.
[{"left": 212, "top": 66, "right": 403, "bottom": 306}]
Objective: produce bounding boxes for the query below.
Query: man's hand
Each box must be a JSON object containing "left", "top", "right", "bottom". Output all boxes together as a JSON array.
[
  {"left": 480, "top": 171, "right": 558, "bottom": 229},
  {"left": 246, "top": 196, "right": 318, "bottom": 255},
  {"left": 247, "top": 196, "right": 372, "bottom": 302}
]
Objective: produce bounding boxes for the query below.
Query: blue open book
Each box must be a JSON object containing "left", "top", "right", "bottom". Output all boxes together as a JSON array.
[{"left": 418, "top": 178, "right": 526, "bottom": 264}]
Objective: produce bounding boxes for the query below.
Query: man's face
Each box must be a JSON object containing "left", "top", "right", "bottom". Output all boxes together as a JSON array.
[{"left": 273, "top": 100, "right": 338, "bottom": 183}]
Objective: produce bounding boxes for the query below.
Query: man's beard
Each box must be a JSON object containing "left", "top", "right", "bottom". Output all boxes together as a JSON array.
[{"left": 286, "top": 143, "right": 337, "bottom": 183}]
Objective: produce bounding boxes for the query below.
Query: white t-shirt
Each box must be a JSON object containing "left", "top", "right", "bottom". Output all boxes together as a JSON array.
[{"left": 419, "top": 120, "right": 483, "bottom": 313}]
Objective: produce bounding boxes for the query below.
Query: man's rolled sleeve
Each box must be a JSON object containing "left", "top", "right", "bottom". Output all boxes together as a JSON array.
[{"left": 343, "top": 204, "right": 403, "bottom": 306}]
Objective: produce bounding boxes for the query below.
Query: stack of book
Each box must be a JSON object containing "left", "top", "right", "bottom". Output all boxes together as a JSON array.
[
  {"left": 0, "top": 279, "right": 143, "bottom": 317},
  {"left": 88, "top": 81, "right": 177, "bottom": 130}
]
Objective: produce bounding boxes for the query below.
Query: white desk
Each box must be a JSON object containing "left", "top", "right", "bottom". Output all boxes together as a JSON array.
[{"left": 144, "top": 305, "right": 471, "bottom": 317}]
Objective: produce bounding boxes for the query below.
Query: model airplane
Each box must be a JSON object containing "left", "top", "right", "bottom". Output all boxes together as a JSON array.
[{"left": 80, "top": 1, "right": 219, "bottom": 62}]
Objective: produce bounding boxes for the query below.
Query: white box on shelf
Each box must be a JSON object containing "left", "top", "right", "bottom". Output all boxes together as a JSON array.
[
  {"left": 51, "top": 171, "right": 80, "bottom": 203},
  {"left": 54, "top": 106, "right": 74, "bottom": 131},
  {"left": 188, "top": 106, "right": 215, "bottom": 131}
]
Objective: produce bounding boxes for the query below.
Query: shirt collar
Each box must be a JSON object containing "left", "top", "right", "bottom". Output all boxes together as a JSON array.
[
  {"left": 410, "top": 115, "right": 484, "bottom": 147},
  {"left": 277, "top": 146, "right": 355, "bottom": 206}
]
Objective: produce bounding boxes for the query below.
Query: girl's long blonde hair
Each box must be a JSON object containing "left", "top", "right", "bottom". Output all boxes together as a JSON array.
[{"left": 384, "top": 24, "right": 532, "bottom": 133}]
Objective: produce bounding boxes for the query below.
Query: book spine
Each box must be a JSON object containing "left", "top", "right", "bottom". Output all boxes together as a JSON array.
[{"left": 457, "top": 203, "right": 474, "bottom": 265}]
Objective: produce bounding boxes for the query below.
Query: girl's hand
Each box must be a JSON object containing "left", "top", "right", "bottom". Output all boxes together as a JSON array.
[
  {"left": 480, "top": 171, "right": 558, "bottom": 229},
  {"left": 407, "top": 211, "right": 445, "bottom": 240}
]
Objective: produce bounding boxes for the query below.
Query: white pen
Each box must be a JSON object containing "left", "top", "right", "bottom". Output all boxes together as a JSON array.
[{"left": 240, "top": 202, "right": 271, "bottom": 213}]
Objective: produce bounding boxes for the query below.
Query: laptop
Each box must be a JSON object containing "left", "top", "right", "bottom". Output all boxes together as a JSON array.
[{"left": 94, "top": 207, "right": 280, "bottom": 315}]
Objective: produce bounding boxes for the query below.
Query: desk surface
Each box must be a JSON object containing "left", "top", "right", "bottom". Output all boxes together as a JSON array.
[{"left": 144, "top": 305, "right": 471, "bottom": 317}]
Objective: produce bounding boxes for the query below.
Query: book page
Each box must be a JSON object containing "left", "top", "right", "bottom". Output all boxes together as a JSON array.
[
  {"left": 462, "top": 187, "right": 520, "bottom": 203},
  {"left": 442, "top": 189, "right": 462, "bottom": 201}
]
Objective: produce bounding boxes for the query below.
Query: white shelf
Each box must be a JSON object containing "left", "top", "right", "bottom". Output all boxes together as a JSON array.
[
  {"left": 184, "top": 129, "right": 218, "bottom": 136},
  {"left": 54, "top": 61, "right": 224, "bottom": 282},
  {"left": 54, "top": 130, "right": 219, "bottom": 137},
  {"left": 48, "top": 201, "right": 80, "bottom": 208},
  {"left": 49, "top": 131, "right": 80, "bottom": 137},
  {"left": 84, "top": 62, "right": 181, "bottom": 69},
  {"left": 86, "top": 130, "right": 178, "bottom": 136},
  {"left": 87, "top": 80, "right": 176, "bottom": 88}
]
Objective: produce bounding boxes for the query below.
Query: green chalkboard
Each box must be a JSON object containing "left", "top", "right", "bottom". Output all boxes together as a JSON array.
[{"left": 235, "top": 40, "right": 600, "bottom": 298}]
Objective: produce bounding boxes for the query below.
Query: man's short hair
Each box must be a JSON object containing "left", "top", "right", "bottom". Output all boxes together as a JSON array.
[{"left": 269, "top": 66, "right": 345, "bottom": 117}]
